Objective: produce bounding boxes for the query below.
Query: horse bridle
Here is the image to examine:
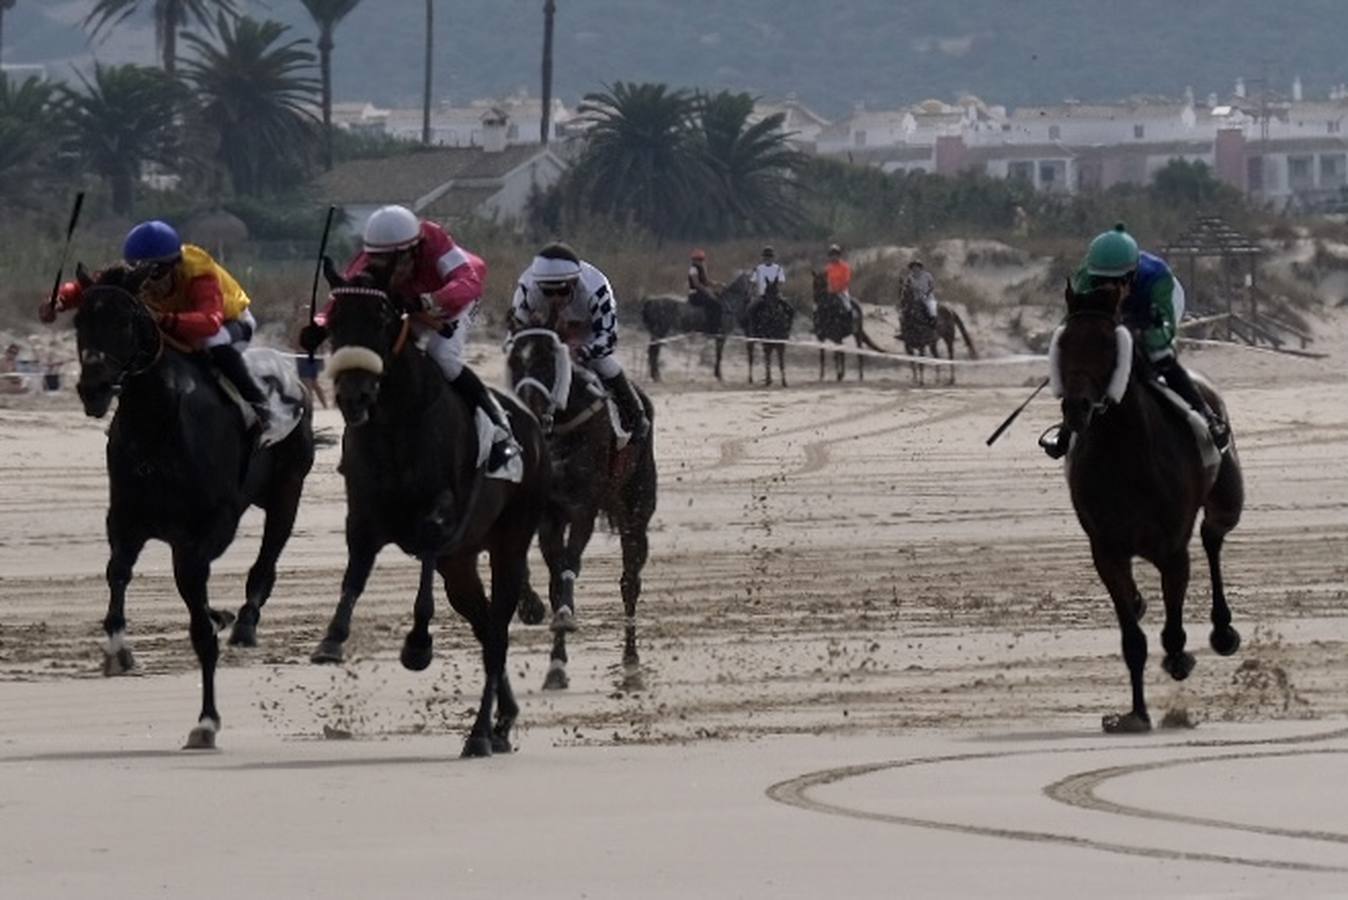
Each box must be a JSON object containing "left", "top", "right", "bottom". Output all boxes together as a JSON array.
[
  {"left": 80, "top": 287, "right": 165, "bottom": 388},
  {"left": 505, "top": 328, "right": 588, "bottom": 435},
  {"left": 1052, "top": 306, "right": 1135, "bottom": 419}
]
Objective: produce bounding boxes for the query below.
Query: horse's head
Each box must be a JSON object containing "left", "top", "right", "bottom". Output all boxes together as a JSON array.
[
  {"left": 505, "top": 328, "right": 572, "bottom": 434},
  {"left": 1052, "top": 282, "right": 1134, "bottom": 434},
  {"left": 323, "top": 266, "right": 407, "bottom": 427},
  {"left": 72, "top": 264, "right": 161, "bottom": 418}
]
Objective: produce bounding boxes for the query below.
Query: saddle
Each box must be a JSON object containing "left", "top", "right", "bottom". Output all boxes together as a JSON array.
[
  {"left": 1144, "top": 375, "right": 1223, "bottom": 487},
  {"left": 206, "top": 349, "right": 306, "bottom": 448},
  {"left": 561, "top": 367, "right": 632, "bottom": 451}
]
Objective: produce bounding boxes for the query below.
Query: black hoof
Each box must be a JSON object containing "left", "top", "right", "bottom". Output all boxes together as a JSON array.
[
  {"left": 542, "top": 664, "right": 569, "bottom": 691},
  {"left": 310, "top": 639, "right": 345, "bottom": 665},
  {"left": 1210, "top": 626, "right": 1241, "bottom": 657},
  {"left": 102, "top": 647, "right": 138, "bottom": 677},
  {"left": 461, "top": 734, "right": 493, "bottom": 758},
  {"left": 491, "top": 730, "right": 513, "bottom": 754},
  {"left": 183, "top": 724, "right": 218, "bottom": 750},
  {"left": 228, "top": 618, "right": 257, "bottom": 648},
  {"left": 549, "top": 606, "right": 578, "bottom": 634},
  {"left": 1102, "top": 711, "right": 1152, "bottom": 734},
  {"left": 518, "top": 587, "right": 547, "bottom": 626},
  {"left": 1162, "top": 651, "right": 1196, "bottom": 682},
  {"left": 400, "top": 637, "right": 433, "bottom": 672}
]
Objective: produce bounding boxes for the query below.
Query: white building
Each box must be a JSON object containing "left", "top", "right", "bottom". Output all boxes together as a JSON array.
[{"left": 330, "top": 91, "right": 576, "bottom": 147}]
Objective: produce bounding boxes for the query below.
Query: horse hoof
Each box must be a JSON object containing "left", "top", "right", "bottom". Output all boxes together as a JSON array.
[
  {"left": 1210, "top": 626, "right": 1241, "bottom": 657},
  {"left": 183, "top": 724, "right": 218, "bottom": 751},
  {"left": 1162, "top": 651, "right": 1196, "bottom": 682},
  {"left": 619, "top": 666, "right": 645, "bottom": 693},
  {"left": 542, "top": 663, "right": 569, "bottom": 691},
  {"left": 400, "top": 639, "right": 433, "bottom": 672},
  {"left": 102, "top": 647, "right": 138, "bottom": 677},
  {"left": 491, "top": 732, "right": 513, "bottom": 754},
  {"left": 1102, "top": 711, "right": 1152, "bottom": 734},
  {"left": 461, "top": 735, "right": 493, "bottom": 758},
  {"left": 549, "top": 606, "right": 578, "bottom": 634},
  {"left": 518, "top": 588, "right": 547, "bottom": 626},
  {"left": 310, "top": 640, "right": 345, "bottom": 665},
  {"left": 208, "top": 608, "right": 236, "bottom": 635},
  {"left": 228, "top": 619, "right": 257, "bottom": 647}
]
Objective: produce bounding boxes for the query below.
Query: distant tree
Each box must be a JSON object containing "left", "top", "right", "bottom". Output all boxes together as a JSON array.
[
  {"left": 180, "top": 15, "right": 320, "bottom": 196},
  {"left": 1151, "top": 158, "right": 1231, "bottom": 206},
  {"left": 421, "top": 0, "right": 432, "bottom": 145},
  {"left": 697, "top": 90, "right": 807, "bottom": 237},
  {"left": 298, "top": 0, "right": 363, "bottom": 170},
  {"left": 0, "top": 73, "right": 59, "bottom": 203},
  {"left": 84, "top": 0, "right": 241, "bottom": 76},
  {"left": 540, "top": 0, "right": 555, "bottom": 145},
  {"left": 568, "top": 82, "right": 713, "bottom": 239},
  {"left": 57, "top": 64, "right": 184, "bottom": 215},
  {"left": 0, "top": 0, "right": 17, "bottom": 69}
]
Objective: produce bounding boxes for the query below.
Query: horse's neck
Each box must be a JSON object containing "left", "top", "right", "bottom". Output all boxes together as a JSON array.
[
  {"left": 376, "top": 352, "right": 476, "bottom": 468},
  {"left": 1078, "top": 377, "right": 1171, "bottom": 469},
  {"left": 117, "top": 356, "right": 181, "bottom": 431}
]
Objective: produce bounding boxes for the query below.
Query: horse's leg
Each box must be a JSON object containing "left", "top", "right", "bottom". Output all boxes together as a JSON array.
[
  {"left": 647, "top": 341, "right": 660, "bottom": 382},
  {"left": 1159, "top": 549, "right": 1196, "bottom": 682},
  {"left": 1204, "top": 453, "right": 1244, "bottom": 657},
  {"left": 856, "top": 336, "right": 865, "bottom": 382},
  {"left": 618, "top": 524, "right": 650, "bottom": 685},
  {"left": 714, "top": 336, "right": 725, "bottom": 381},
  {"left": 818, "top": 347, "right": 825, "bottom": 381},
  {"left": 777, "top": 346, "right": 788, "bottom": 388},
  {"left": 485, "top": 544, "right": 527, "bottom": 753},
  {"left": 945, "top": 338, "right": 956, "bottom": 385},
  {"left": 173, "top": 548, "right": 227, "bottom": 750},
  {"left": 399, "top": 555, "right": 436, "bottom": 672},
  {"left": 537, "top": 514, "right": 572, "bottom": 690},
  {"left": 438, "top": 553, "right": 496, "bottom": 757},
  {"left": 231, "top": 470, "right": 305, "bottom": 647},
  {"left": 1093, "top": 546, "right": 1152, "bottom": 733},
  {"left": 747, "top": 341, "right": 755, "bottom": 384},
  {"left": 101, "top": 519, "right": 146, "bottom": 676},
  {"left": 310, "top": 526, "right": 380, "bottom": 664},
  {"left": 765, "top": 343, "right": 775, "bottom": 386}
]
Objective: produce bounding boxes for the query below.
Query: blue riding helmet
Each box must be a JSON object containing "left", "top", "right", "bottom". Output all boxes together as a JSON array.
[{"left": 122, "top": 220, "right": 183, "bottom": 264}]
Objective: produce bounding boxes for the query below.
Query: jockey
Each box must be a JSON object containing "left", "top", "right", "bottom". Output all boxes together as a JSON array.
[
  {"left": 750, "top": 246, "right": 785, "bottom": 313},
  {"left": 510, "top": 242, "right": 649, "bottom": 441},
  {"left": 688, "top": 249, "right": 720, "bottom": 308},
  {"left": 825, "top": 243, "right": 859, "bottom": 321},
  {"left": 1041, "top": 224, "right": 1230, "bottom": 460},
  {"left": 904, "top": 259, "right": 937, "bottom": 323},
  {"left": 302, "top": 205, "right": 518, "bottom": 471},
  {"left": 42, "top": 219, "right": 271, "bottom": 428}
]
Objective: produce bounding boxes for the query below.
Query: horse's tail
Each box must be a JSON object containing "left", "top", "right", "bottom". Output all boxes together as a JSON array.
[
  {"left": 951, "top": 310, "right": 977, "bottom": 359},
  {"left": 856, "top": 322, "right": 886, "bottom": 352}
]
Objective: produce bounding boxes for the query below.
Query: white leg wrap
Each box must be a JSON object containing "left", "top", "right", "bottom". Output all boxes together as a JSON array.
[
  {"left": 103, "top": 631, "right": 128, "bottom": 654},
  {"left": 560, "top": 570, "right": 576, "bottom": 583}
]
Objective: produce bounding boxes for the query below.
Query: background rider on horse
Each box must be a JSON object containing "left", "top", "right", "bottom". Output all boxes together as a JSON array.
[
  {"left": 825, "top": 243, "right": 859, "bottom": 322},
  {"left": 1041, "top": 223, "right": 1232, "bottom": 460},
  {"left": 902, "top": 259, "right": 938, "bottom": 325},
  {"left": 42, "top": 219, "right": 272, "bottom": 429},
  {"left": 687, "top": 248, "right": 723, "bottom": 332},
  {"left": 302, "top": 204, "right": 519, "bottom": 473},
  {"left": 510, "top": 241, "right": 650, "bottom": 441},
  {"left": 750, "top": 246, "right": 786, "bottom": 312}
]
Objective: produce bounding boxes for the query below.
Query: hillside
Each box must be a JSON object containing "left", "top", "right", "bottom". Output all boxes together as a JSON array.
[{"left": 4, "top": 0, "right": 1346, "bottom": 114}]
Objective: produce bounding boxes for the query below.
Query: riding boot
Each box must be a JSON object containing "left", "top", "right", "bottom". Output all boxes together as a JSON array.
[
  {"left": 1039, "top": 423, "right": 1073, "bottom": 460},
  {"left": 602, "top": 370, "right": 650, "bottom": 441},
  {"left": 447, "top": 365, "right": 520, "bottom": 472},
  {"left": 1154, "top": 357, "right": 1231, "bottom": 452},
  {"left": 209, "top": 344, "right": 271, "bottom": 431}
]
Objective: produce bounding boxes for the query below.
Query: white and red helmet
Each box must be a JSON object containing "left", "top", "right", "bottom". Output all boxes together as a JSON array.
[{"left": 362, "top": 205, "right": 421, "bottom": 253}]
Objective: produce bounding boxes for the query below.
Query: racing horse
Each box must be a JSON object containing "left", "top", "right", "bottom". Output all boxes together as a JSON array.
[
  {"left": 506, "top": 328, "right": 657, "bottom": 691},
  {"left": 72, "top": 265, "right": 315, "bottom": 749},
  {"left": 897, "top": 282, "right": 977, "bottom": 385},
  {"left": 640, "top": 272, "right": 753, "bottom": 382},
  {"left": 309, "top": 269, "right": 549, "bottom": 757},
  {"left": 810, "top": 270, "right": 886, "bottom": 381},
  {"left": 742, "top": 286, "right": 795, "bottom": 387},
  {"left": 1052, "top": 283, "right": 1244, "bottom": 733}
]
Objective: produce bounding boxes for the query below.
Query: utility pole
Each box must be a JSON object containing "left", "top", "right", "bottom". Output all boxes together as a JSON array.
[
  {"left": 422, "top": 0, "right": 433, "bottom": 145},
  {"left": 540, "top": 0, "right": 556, "bottom": 146}
]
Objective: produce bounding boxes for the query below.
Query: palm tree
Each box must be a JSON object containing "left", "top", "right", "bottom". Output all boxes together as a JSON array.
[
  {"left": 697, "top": 91, "right": 807, "bottom": 236},
  {"left": 540, "top": 0, "right": 555, "bottom": 145},
  {"left": 298, "top": 0, "right": 362, "bottom": 170},
  {"left": 180, "top": 15, "right": 320, "bottom": 196},
  {"left": 58, "top": 64, "right": 184, "bottom": 215},
  {"left": 84, "top": 0, "right": 240, "bottom": 75},
  {"left": 0, "top": 72, "right": 58, "bottom": 203},
  {"left": 0, "top": 0, "right": 17, "bottom": 69},
  {"left": 421, "top": 0, "right": 433, "bottom": 145},
  {"left": 569, "top": 82, "right": 713, "bottom": 238}
]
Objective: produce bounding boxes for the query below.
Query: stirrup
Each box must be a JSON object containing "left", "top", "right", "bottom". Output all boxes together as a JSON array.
[
  {"left": 1038, "top": 424, "right": 1069, "bottom": 460},
  {"left": 1208, "top": 418, "right": 1231, "bottom": 454},
  {"left": 487, "top": 434, "right": 521, "bottom": 472}
]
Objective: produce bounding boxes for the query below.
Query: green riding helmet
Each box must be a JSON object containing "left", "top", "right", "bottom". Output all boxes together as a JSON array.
[{"left": 1086, "top": 223, "right": 1140, "bottom": 278}]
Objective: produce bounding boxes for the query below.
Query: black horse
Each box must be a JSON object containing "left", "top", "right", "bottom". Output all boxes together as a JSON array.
[
  {"left": 810, "top": 270, "right": 885, "bottom": 381},
  {"left": 309, "top": 271, "right": 549, "bottom": 757},
  {"left": 1054, "top": 284, "right": 1244, "bottom": 733},
  {"left": 742, "top": 288, "right": 795, "bottom": 387},
  {"left": 506, "top": 328, "right": 657, "bottom": 691},
  {"left": 72, "top": 266, "right": 315, "bottom": 749},
  {"left": 640, "top": 273, "right": 753, "bottom": 382},
  {"left": 897, "top": 284, "right": 977, "bottom": 385}
]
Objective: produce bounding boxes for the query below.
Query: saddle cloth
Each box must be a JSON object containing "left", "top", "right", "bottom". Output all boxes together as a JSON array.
[
  {"left": 1146, "top": 375, "right": 1223, "bottom": 488},
  {"left": 476, "top": 401, "right": 524, "bottom": 483},
  {"left": 571, "top": 366, "right": 631, "bottom": 450},
  {"left": 214, "top": 349, "right": 306, "bottom": 448}
]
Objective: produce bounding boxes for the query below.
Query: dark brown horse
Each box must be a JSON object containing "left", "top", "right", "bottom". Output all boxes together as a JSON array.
[
  {"left": 810, "top": 270, "right": 885, "bottom": 381},
  {"left": 640, "top": 273, "right": 753, "bottom": 381},
  {"left": 897, "top": 284, "right": 976, "bottom": 385},
  {"left": 742, "top": 288, "right": 795, "bottom": 387},
  {"left": 309, "top": 271, "right": 550, "bottom": 757},
  {"left": 506, "top": 328, "right": 657, "bottom": 691},
  {"left": 1053, "top": 284, "right": 1244, "bottom": 733}
]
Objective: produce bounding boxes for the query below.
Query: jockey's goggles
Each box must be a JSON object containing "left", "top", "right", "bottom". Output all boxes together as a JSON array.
[{"left": 538, "top": 282, "right": 575, "bottom": 297}]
